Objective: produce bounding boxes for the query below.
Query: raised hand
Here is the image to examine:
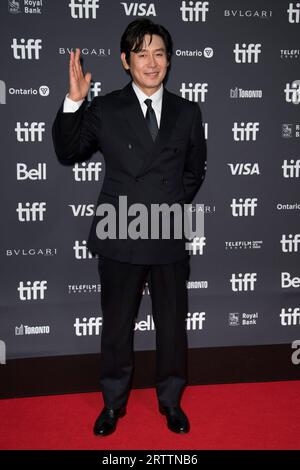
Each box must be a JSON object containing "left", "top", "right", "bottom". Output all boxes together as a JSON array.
[{"left": 68, "top": 48, "right": 92, "bottom": 101}]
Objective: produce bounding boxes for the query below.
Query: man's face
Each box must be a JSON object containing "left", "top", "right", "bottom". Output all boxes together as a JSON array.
[{"left": 121, "top": 34, "right": 169, "bottom": 96}]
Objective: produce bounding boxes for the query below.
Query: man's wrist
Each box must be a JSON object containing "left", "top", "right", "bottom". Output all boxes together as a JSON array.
[{"left": 63, "top": 93, "right": 84, "bottom": 113}]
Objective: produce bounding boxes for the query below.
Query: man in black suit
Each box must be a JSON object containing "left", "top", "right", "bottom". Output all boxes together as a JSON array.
[{"left": 52, "top": 19, "right": 207, "bottom": 436}]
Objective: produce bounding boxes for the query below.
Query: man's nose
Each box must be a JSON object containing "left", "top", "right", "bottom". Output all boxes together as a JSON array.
[{"left": 147, "top": 54, "right": 157, "bottom": 67}]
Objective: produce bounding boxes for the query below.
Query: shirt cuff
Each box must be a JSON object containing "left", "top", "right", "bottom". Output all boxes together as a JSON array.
[{"left": 63, "top": 93, "right": 84, "bottom": 113}]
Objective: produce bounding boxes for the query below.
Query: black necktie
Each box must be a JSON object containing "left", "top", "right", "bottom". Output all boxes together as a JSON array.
[{"left": 144, "top": 98, "right": 158, "bottom": 141}]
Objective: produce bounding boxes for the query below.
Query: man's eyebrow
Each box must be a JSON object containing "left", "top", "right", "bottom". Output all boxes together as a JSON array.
[{"left": 138, "top": 47, "right": 166, "bottom": 53}]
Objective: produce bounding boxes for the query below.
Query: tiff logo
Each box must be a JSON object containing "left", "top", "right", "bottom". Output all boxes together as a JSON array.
[
  {"left": 74, "top": 317, "right": 102, "bottom": 336},
  {"left": 287, "top": 2, "right": 300, "bottom": 23},
  {"left": 11, "top": 38, "right": 42, "bottom": 59},
  {"left": 284, "top": 80, "right": 300, "bottom": 104},
  {"left": 0, "top": 80, "right": 6, "bottom": 104},
  {"left": 87, "top": 82, "right": 102, "bottom": 100},
  {"left": 180, "top": 1, "right": 209, "bottom": 22},
  {"left": 281, "top": 234, "right": 300, "bottom": 252},
  {"left": 73, "top": 240, "right": 94, "bottom": 259},
  {"left": 73, "top": 162, "right": 102, "bottom": 181},
  {"left": 0, "top": 340, "right": 6, "bottom": 365},
  {"left": 280, "top": 307, "right": 300, "bottom": 325},
  {"left": 16, "top": 202, "right": 46, "bottom": 221},
  {"left": 230, "top": 273, "right": 257, "bottom": 292},
  {"left": 231, "top": 198, "right": 258, "bottom": 216},
  {"left": 186, "top": 311, "right": 206, "bottom": 330},
  {"left": 232, "top": 122, "right": 259, "bottom": 141},
  {"left": 15, "top": 122, "right": 45, "bottom": 142},
  {"left": 17, "top": 280, "right": 47, "bottom": 300},
  {"left": 120, "top": 2, "right": 157, "bottom": 16},
  {"left": 233, "top": 43, "right": 261, "bottom": 63},
  {"left": 185, "top": 236, "right": 206, "bottom": 255},
  {"left": 180, "top": 82, "right": 208, "bottom": 102},
  {"left": 282, "top": 159, "right": 300, "bottom": 178},
  {"left": 69, "top": 0, "right": 100, "bottom": 19}
]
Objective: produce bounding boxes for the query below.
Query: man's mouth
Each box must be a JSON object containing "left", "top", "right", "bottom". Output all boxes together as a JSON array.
[{"left": 145, "top": 72, "right": 159, "bottom": 77}]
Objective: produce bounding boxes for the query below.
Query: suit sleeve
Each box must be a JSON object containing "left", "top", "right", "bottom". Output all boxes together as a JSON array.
[
  {"left": 52, "top": 96, "right": 101, "bottom": 165},
  {"left": 183, "top": 103, "right": 207, "bottom": 204}
]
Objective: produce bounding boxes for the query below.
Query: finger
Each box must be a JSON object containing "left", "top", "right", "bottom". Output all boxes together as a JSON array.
[
  {"left": 69, "top": 50, "right": 78, "bottom": 81},
  {"left": 74, "top": 48, "right": 83, "bottom": 79},
  {"left": 85, "top": 72, "right": 92, "bottom": 84}
]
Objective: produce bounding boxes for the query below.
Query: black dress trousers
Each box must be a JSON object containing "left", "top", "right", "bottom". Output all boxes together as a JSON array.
[{"left": 97, "top": 255, "right": 190, "bottom": 409}]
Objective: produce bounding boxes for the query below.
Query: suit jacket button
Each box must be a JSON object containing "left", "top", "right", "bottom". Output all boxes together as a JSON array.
[
  {"left": 135, "top": 177, "right": 139, "bottom": 182},
  {"left": 128, "top": 144, "right": 132, "bottom": 149},
  {"left": 162, "top": 177, "right": 168, "bottom": 184}
]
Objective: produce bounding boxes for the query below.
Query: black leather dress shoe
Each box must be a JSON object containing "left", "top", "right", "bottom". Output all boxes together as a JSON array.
[
  {"left": 159, "top": 404, "right": 190, "bottom": 434},
  {"left": 93, "top": 406, "right": 126, "bottom": 437}
]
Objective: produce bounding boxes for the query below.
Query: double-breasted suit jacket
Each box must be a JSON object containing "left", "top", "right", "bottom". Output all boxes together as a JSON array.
[{"left": 52, "top": 81, "right": 207, "bottom": 264}]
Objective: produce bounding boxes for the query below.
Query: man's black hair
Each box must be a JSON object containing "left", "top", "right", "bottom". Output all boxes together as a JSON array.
[{"left": 120, "top": 19, "right": 173, "bottom": 65}]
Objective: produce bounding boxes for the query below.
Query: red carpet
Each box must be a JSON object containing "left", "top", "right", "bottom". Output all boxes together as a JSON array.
[{"left": 0, "top": 381, "right": 299, "bottom": 450}]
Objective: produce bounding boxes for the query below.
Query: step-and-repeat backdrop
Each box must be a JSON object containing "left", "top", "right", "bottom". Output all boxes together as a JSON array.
[{"left": 0, "top": 0, "right": 299, "bottom": 366}]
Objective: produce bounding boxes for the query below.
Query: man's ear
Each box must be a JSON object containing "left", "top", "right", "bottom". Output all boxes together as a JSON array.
[{"left": 120, "top": 52, "right": 130, "bottom": 70}]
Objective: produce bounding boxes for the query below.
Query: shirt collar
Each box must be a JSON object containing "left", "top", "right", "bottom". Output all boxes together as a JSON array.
[{"left": 131, "top": 81, "right": 163, "bottom": 108}]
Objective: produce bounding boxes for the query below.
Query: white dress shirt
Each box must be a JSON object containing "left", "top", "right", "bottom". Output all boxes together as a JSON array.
[{"left": 63, "top": 81, "right": 163, "bottom": 127}]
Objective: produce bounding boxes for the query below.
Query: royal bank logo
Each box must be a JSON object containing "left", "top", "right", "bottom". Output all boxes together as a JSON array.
[
  {"left": 120, "top": 2, "right": 157, "bottom": 16},
  {"left": 69, "top": 0, "right": 100, "bottom": 19},
  {"left": 282, "top": 123, "right": 300, "bottom": 138},
  {"left": 8, "top": 0, "right": 43, "bottom": 15},
  {"left": 229, "top": 312, "right": 258, "bottom": 325},
  {"left": 229, "top": 312, "right": 239, "bottom": 326}
]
